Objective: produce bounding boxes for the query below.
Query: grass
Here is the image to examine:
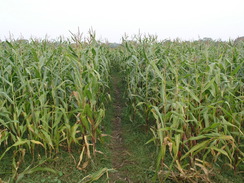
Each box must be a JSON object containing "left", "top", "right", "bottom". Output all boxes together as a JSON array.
[
  {"left": 108, "top": 67, "right": 163, "bottom": 182},
  {"left": 121, "top": 113, "right": 159, "bottom": 182}
]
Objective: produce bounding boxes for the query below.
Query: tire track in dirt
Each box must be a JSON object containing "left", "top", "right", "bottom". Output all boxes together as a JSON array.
[{"left": 109, "top": 74, "right": 133, "bottom": 183}]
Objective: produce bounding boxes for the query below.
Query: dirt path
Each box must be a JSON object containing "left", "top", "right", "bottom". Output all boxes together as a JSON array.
[{"left": 109, "top": 74, "right": 133, "bottom": 183}]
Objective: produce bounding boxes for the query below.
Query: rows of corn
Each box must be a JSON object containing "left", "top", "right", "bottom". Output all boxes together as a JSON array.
[
  {"left": 0, "top": 34, "right": 243, "bottom": 182},
  {"left": 119, "top": 37, "right": 243, "bottom": 182},
  {"left": 0, "top": 35, "right": 112, "bottom": 179}
]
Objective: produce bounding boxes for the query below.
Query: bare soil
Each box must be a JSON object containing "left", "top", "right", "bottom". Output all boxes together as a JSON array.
[{"left": 109, "top": 75, "right": 133, "bottom": 183}]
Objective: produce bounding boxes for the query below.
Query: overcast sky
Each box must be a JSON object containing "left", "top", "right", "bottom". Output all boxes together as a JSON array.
[{"left": 0, "top": 0, "right": 244, "bottom": 42}]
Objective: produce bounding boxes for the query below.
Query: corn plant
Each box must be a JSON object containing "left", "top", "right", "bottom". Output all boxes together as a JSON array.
[
  {"left": 0, "top": 33, "right": 111, "bottom": 179},
  {"left": 120, "top": 36, "right": 244, "bottom": 182}
]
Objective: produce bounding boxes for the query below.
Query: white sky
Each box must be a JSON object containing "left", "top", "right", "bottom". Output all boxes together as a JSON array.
[{"left": 0, "top": 0, "right": 244, "bottom": 42}]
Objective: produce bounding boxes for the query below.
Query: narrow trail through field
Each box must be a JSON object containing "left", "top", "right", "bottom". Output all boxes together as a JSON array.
[{"left": 109, "top": 73, "right": 133, "bottom": 183}]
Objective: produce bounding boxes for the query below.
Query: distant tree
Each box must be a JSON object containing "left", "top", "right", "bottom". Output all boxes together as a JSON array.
[
  {"left": 16, "top": 39, "right": 29, "bottom": 43},
  {"left": 234, "top": 36, "right": 244, "bottom": 44},
  {"left": 202, "top": 37, "right": 213, "bottom": 41},
  {"left": 108, "top": 43, "right": 121, "bottom": 48}
]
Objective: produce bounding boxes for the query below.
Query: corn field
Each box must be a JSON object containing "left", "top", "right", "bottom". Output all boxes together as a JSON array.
[
  {"left": 0, "top": 34, "right": 112, "bottom": 179},
  {"left": 0, "top": 34, "right": 243, "bottom": 182},
  {"left": 120, "top": 36, "right": 244, "bottom": 182}
]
